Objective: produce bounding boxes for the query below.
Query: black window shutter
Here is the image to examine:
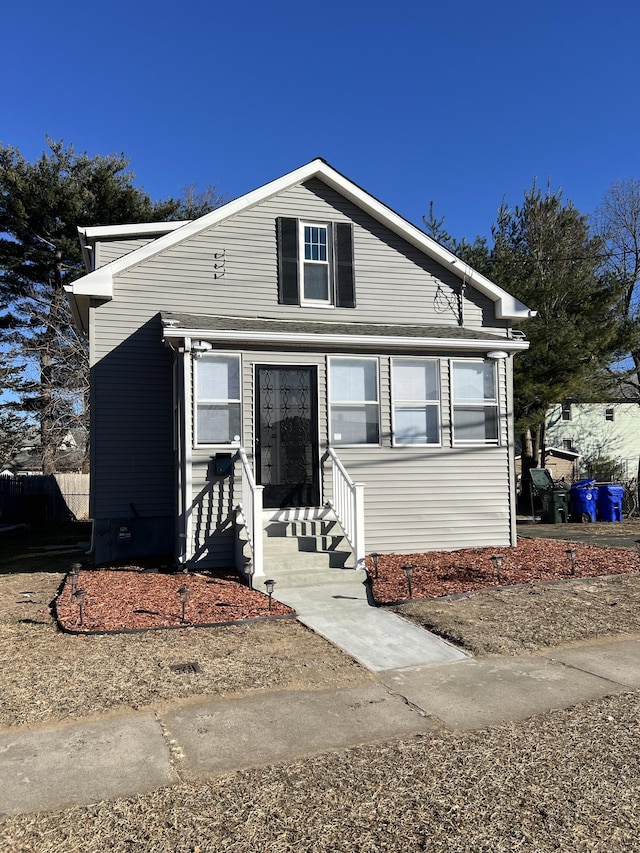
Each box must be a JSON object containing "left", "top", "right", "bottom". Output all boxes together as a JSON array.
[
  {"left": 276, "top": 217, "right": 299, "bottom": 305},
  {"left": 334, "top": 222, "right": 355, "bottom": 308}
]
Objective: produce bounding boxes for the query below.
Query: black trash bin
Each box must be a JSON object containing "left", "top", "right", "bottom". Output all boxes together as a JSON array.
[{"left": 529, "top": 469, "right": 570, "bottom": 523}]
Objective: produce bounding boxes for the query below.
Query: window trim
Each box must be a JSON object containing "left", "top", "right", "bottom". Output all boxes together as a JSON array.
[
  {"left": 300, "top": 220, "right": 333, "bottom": 306},
  {"left": 276, "top": 217, "right": 355, "bottom": 308},
  {"left": 391, "top": 357, "right": 442, "bottom": 447},
  {"left": 194, "top": 352, "right": 242, "bottom": 447},
  {"left": 450, "top": 358, "right": 500, "bottom": 446},
  {"left": 328, "top": 355, "right": 380, "bottom": 447}
]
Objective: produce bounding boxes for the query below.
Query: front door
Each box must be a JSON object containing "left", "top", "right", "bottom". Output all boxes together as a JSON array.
[{"left": 256, "top": 365, "right": 320, "bottom": 509}]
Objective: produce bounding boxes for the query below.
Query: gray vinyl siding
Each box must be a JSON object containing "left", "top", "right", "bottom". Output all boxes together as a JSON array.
[
  {"left": 186, "top": 349, "right": 512, "bottom": 566},
  {"left": 95, "top": 237, "right": 157, "bottom": 268},
  {"left": 88, "top": 176, "right": 515, "bottom": 564},
  {"left": 111, "top": 179, "right": 501, "bottom": 331}
]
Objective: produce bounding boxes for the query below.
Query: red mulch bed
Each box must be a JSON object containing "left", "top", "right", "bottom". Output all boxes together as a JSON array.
[
  {"left": 56, "top": 569, "right": 293, "bottom": 633},
  {"left": 369, "top": 539, "right": 640, "bottom": 604}
]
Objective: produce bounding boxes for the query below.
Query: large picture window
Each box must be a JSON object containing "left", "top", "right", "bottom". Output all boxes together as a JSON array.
[
  {"left": 195, "top": 353, "right": 241, "bottom": 444},
  {"left": 392, "top": 358, "right": 441, "bottom": 445},
  {"left": 451, "top": 360, "right": 499, "bottom": 445},
  {"left": 329, "top": 357, "right": 379, "bottom": 445}
]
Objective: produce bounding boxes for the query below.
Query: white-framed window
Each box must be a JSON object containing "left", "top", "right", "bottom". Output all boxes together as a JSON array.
[
  {"left": 329, "top": 356, "right": 379, "bottom": 445},
  {"left": 605, "top": 407, "right": 615, "bottom": 421},
  {"left": 451, "top": 360, "right": 499, "bottom": 445},
  {"left": 561, "top": 402, "right": 572, "bottom": 421},
  {"left": 300, "top": 221, "right": 332, "bottom": 304},
  {"left": 391, "top": 358, "right": 441, "bottom": 445},
  {"left": 195, "top": 353, "right": 241, "bottom": 445}
]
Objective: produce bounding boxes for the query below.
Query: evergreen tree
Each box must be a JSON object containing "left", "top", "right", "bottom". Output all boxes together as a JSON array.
[
  {"left": 424, "top": 184, "right": 625, "bottom": 475},
  {"left": 490, "top": 185, "right": 623, "bottom": 472},
  {"left": 0, "top": 138, "right": 218, "bottom": 472}
]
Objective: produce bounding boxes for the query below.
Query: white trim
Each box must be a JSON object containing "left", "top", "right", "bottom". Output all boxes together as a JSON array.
[
  {"left": 163, "top": 324, "right": 530, "bottom": 354},
  {"left": 328, "top": 355, "right": 381, "bottom": 447},
  {"left": 391, "top": 356, "right": 442, "bottom": 447},
  {"left": 67, "top": 159, "right": 534, "bottom": 321},
  {"left": 193, "top": 352, "right": 242, "bottom": 447},
  {"left": 78, "top": 221, "right": 191, "bottom": 239},
  {"left": 300, "top": 220, "right": 332, "bottom": 305},
  {"left": 450, "top": 358, "right": 500, "bottom": 446},
  {"left": 183, "top": 341, "right": 194, "bottom": 561}
]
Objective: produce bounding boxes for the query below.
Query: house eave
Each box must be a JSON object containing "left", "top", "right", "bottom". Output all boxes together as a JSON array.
[
  {"left": 67, "top": 158, "right": 534, "bottom": 326},
  {"left": 162, "top": 325, "right": 530, "bottom": 354}
]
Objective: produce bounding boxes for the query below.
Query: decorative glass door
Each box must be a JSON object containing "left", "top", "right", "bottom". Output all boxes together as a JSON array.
[{"left": 256, "top": 366, "right": 319, "bottom": 508}]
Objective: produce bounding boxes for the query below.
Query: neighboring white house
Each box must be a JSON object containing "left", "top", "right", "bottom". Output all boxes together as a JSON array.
[
  {"left": 65, "top": 158, "right": 532, "bottom": 570},
  {"left": 546, "top": 400, "right": 640, "bottom": 480}
]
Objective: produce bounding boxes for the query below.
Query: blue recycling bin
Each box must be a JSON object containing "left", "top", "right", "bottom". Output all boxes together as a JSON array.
[
  {"left": 570, "top": 479, "right": 598, "bottom": 523},
  {"left": 597, "top": 484, "right": 624, "bottom": 522}
]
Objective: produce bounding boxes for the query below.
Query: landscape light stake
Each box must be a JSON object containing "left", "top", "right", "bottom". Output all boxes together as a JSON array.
[
  {"left": 178, "top": 586, "right": 191, "bottom": 623},
  {"left": 69, "top": 563, "right": 81, "bottom": 595},
  {"left": 264, "top": 578, "right": 276, "bottom": 611},
  {"left": 401, "top": 564, "right": 415, "bottom": 600},
  {"left": 565, "top": 548, "right": 577, "bottom": 575},
  {"left": 490, "top": 555, "right": 503, "bottom": 584},
  {"left": 370, "top": 552, "right": 381, "bottom": 580},
  {"left": 72, "top": 589, "right": 87, "bottom": 627}
]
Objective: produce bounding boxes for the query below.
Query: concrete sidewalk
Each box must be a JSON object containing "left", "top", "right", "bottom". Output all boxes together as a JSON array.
[{"left": 1, "top": 636, "right": 639, "bottom": 817}]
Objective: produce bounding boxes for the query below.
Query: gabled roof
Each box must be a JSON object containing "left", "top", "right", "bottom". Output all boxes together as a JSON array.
[{"left": 66, "top": 158, "right": 534, "bottom": 331}]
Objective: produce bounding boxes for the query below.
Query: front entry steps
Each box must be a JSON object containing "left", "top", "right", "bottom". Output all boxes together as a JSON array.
[{"left": 255, "top": 507, "right": 367, "bottom": 592}]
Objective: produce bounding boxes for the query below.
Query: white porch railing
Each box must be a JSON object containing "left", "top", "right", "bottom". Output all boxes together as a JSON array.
[
  {"left": 326, "top": 447, "right": 366, "bottom": 570},
  {"left": 236, "top": 447, "right": 264, "bottom": 581}
]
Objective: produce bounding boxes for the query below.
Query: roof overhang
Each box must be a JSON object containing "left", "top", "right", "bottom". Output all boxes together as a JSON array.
[
  {"left": 66, "top": 159, "right": 535, "bottom": 334},
  {"left": 161, "top": 314, "right": 530, "bottom": 355}
]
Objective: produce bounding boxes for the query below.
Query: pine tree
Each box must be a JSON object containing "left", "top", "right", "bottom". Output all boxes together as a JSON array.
[{"left": 0, "top": 139, "right": 190, "bottom": 472}]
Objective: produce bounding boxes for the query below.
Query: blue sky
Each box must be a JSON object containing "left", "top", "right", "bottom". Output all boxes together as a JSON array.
[{"left": 3, "top": 0, "right": 640, "bottom": 242}]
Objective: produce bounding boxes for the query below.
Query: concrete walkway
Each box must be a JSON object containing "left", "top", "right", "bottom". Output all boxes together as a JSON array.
[
  {"left": 272, "top": 581, "right": 468, "bottom": 671},
  {"left": 1, "top": 636, "right": 639, "bottom": 816}
]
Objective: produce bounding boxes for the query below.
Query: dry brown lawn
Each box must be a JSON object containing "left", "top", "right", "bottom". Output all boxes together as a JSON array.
[
  {"left": 1, "top": 526, "right": 639, "bottom": 850},
  {"left": 1, "top": 691, "right": 639, "bottom": 852}
]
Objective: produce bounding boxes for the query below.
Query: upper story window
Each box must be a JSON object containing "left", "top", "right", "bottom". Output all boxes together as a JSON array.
[
  {"left": 276, "top": 217, "right": 355, "bottom": 308},
  {"left": 329, "top": 357, "right": 379, "bottom": 445},
  {"left": 451, "top": 360, "right": 499, "bottom": 445},
  {"left": 561, "top": 402, "right": 572, "bottom": 421},
  {"left": 605, "top": 407, "right": 615, "bottom": 421},
  {"left": 195, "top": 353, "right": 241, "bottom": 445},
  {"left": 301, "top": 223, "right": 331, "bottom": 303},
  {"left": 392, "top": 358, "right": 441, "bottom": 445}
]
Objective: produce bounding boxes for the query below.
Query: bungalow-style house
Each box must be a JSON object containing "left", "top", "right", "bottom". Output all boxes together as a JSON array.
[{"left": 65, "top": 159, "right": 532, "bottom": 581}]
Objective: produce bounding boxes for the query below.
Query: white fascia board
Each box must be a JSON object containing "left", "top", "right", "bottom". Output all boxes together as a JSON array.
[
  {"left": 70, "top": 158, "right": 534, "bottom": 320},
  {"left": 77, "top": 221, "right": 191, "bottom": 239},
  {"left": 163, "top": 326, "right": 530, "bottom": 353},
  {"left": 67, "top": 266, "right": 114, "bottom": 299}
]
